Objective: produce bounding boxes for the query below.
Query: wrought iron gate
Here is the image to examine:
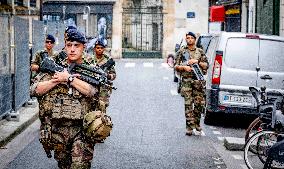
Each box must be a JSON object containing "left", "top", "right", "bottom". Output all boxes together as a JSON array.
[{"left": 122, "top": 7, "right": 163, "bottom": 58}]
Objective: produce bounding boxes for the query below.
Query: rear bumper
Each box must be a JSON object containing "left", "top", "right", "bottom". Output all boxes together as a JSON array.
[{"left": 206, "top": 88, "right": 258, "bottom": 115}]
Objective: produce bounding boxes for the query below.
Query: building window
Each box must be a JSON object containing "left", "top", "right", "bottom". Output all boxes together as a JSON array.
[
  {"left": 43, "top": 15, "right": 61, "bottom": 22},
  {"left": 0, "top": 0, "right": 8, "bottom": 5},
  {"left": 15, "top": 0, "right": 24, "bottom": 6},
  {"left": 30, "top": 0, "right": 36, "bottom": 7}
]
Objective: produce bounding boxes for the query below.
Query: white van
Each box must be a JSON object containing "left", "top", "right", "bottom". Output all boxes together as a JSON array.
[{"left": 204, "top": 32, "right": 284, "bottom": 124}]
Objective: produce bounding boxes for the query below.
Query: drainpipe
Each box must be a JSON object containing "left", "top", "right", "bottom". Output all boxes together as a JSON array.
[
  {"left": 8, "top": 0, "right": 19, "bottom": 121},
  {"left": 248, "top": 0, "right": 255, "bottom": 33},
  {"left": 39, "top": 0, "right": 43, "bottom": 21}
]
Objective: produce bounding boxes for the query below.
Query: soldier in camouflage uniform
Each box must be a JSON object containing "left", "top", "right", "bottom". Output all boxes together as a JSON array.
[
  {"left": 30, "top": 29, "right": 98, "bottom": 169},
  {"left": 175, "top": 32, "right": 209, "bottom": 136},
  {"left": 92, "top": 40, "right": 116, "bottom": 113},
  {"left": 31, "top": 34, "right": 59, "bottom": 72}
]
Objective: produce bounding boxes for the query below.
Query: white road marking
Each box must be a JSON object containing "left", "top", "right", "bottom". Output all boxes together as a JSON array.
[
  {"left": 209, "top": 126, "right": 217, "bottom": 130},
  {"left": 163, "top": 77, "right": 169, "bottom": 80},
  {"left": 217, "top": 137, "right": 224, "bottom": 141},
  {"left": 232, "top": 154, "right": 243, "bottom": 160},
  {"left": 125, "top": 63, "right": 135, "bottom": 68},
  {"left": 213, "top": 131, "right": 222, "bottom": 135},
  {"left": 143, "top": 62, "right": 154, "bottom": 67},
  {"left": 170, "top": 89, "right": 178, "bottom": 96}
]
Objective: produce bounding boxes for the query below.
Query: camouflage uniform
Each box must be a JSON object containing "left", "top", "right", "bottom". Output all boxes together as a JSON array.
[
  {"left": 175, "top": 46, "right": 208, "bottom": 132},
  {"left": 92, "top": 53, "right": 116, "bottom": 113},
  {"left": 31, "top": 49, "right": 59, "bottom": 79},
  {"left": 31, "top": 48, "right": 59, "bottom": 66},
  {"left": 30, "top": 56, "right": 97, "bottom": 169}
]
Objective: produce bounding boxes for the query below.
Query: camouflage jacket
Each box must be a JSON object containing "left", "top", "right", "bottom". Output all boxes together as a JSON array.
[
  {"left": 31, "top": 48, "right": 59, "bottom": 66},
  {"left": 30, "top": 54, "right": 97, "bottom": 122},
  {"left": 92, "top": 54, "right": 116, "bottom": 100},
  {"left": 175, "top": 46, "right": 209, "bottom": 79},
  {"left": 92, "top": 54, "right": 116, "bottom": 81}
]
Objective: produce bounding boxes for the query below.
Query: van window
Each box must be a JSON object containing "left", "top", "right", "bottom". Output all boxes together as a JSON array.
[
  {"left": 197, "top": 36, "right": 212, "bottom": 53},
  {"left": 206, "top": 36, "right": 218, "bottom": 64},
  {"left": 259, "top": 40, "right": 284, "bottom": 72},
  {"left": 225, "top": 38, "right": 259, "bottom": 70}
]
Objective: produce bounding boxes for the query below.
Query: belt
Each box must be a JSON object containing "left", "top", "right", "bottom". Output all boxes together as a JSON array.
[{"left": 51, "top": 119, "right": 83, "bottom": 126}]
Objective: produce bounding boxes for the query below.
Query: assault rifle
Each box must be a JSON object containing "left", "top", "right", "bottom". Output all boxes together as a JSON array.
[
  {"left": 39, "top": 53, "right": 116, "bottom": 90},
  {"left": 55, "top": 50, "right": 67, "bottom": 65},
  {"left": 182, "top": 51, "right": 205, "bottom": 81}
]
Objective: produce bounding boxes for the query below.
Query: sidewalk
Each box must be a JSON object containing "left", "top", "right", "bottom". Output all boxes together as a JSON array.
[{"left": 0, "top": 99, "right": 39, "bottom": 148}]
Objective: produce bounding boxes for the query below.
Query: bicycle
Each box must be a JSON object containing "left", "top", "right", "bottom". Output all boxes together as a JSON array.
[
  {"left": 245, "top": 86, "right": 268, "bottom": 154},
  {"left": 244, "top": 86, "right": 284, "bottom": 169}
]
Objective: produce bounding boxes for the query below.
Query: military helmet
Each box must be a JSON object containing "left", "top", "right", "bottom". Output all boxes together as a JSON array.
[{"left": 83, "top": 111, "right": 113, "bottom": 142}]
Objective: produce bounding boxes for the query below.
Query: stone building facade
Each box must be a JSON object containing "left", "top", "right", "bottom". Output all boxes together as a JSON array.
[{"left": 42, "top": 0, "right": 209, "bottom": 58}]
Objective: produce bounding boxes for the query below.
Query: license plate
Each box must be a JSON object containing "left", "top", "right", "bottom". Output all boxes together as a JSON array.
[{"left": 223, "top": 95, "right": 252, "bottom": 104}]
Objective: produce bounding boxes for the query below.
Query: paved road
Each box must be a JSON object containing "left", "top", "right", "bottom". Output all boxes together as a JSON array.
[{"left": 1, "top": 59, "right": 250, "bottom": 169}]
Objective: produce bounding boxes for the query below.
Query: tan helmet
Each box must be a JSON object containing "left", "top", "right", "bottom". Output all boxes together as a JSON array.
[{"left": 83, "top": 111, "right": 113, "bottom": 143}]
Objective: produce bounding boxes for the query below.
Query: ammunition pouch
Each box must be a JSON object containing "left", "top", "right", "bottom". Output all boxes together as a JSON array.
[
  {"left": 52, "top": 94, "right": 84, "bottom": 120},
  {"left": 83, "top": 111, "right": 113, "bottom": 143}
]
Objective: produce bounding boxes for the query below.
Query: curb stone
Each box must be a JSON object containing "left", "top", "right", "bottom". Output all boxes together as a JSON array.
[{"left": 224, "top": 137, "right": 245, "bottom": 151}]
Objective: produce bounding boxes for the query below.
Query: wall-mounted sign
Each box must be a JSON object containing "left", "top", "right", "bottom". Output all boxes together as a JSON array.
[
  {"left": 225, "top": 8, "right": 240, "bottom": 15},
  {"left": 210, "top": 5, "right": 225, "bottom": 22},
  {"left": 187, "top": 12, "right": 195, "bottom": 18}
]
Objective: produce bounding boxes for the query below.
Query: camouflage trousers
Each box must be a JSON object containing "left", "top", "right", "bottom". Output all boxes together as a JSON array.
[
  {"left": 46, "top": 121, "right": 94, "bottom": 169},
  {"left": 181, "top": 79, "right": 205, "bottom": 131},
  {"left": 97, "top": 86, "right": 112, "bottom": 114}
]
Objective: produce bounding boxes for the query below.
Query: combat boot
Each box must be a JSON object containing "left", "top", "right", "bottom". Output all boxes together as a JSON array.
[{"left": 185, "top": 130, "right": 193, "bottom": 136}]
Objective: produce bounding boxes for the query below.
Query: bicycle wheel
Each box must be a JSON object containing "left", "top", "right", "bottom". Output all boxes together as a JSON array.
[
  {"left": 245, "top": 117, "right": 262, "bottom": 154},
  {"left": 244, "top": 130, "right": 278, "bottom": 169},
  {"left": 256, "top": 131, "right": 278, "bottom": 164}
]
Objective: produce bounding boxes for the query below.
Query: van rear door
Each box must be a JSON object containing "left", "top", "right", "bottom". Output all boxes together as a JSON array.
[
  {"left": 218, "top": 37, "right": 259, "bottom": 107},
  {"left": 221, "top": 38, "right": 259, "bottom": 87},
  {"left": 257, "top": 39, "right": 284, "bottom": 90}
]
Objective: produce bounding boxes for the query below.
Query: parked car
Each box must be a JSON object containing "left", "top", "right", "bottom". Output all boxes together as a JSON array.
[{"left": 204, "top": 32, "right": 284, "bottom": 124}]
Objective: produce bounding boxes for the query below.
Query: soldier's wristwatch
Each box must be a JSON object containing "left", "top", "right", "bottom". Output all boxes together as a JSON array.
[{"left": 68, "top": 75, "right": 74, "bottom": 83}]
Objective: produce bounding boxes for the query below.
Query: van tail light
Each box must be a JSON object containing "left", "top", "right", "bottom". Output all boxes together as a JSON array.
[{"left": 212, "top": 51, "right": 223, "bottom": 85}]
